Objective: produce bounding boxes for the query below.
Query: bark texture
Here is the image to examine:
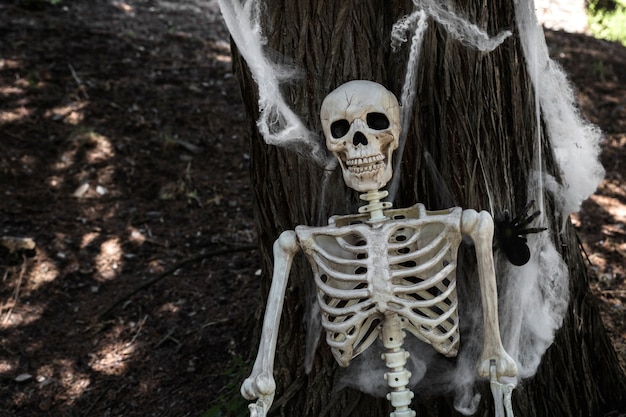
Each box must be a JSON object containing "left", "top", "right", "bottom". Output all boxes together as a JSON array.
[{"left": 233, "top": 1, "right": 626, "bottom": 416}]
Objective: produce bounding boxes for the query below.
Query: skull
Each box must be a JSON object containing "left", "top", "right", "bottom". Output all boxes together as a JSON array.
[{"left": 320, "top": 80, "right": 401, "bottom": 193}]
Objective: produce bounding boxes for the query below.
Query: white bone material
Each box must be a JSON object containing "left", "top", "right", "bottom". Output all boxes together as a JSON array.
[
  {"left": 296, "top": 203, "right": 462, "bottom": 367},
  {"left": 381, "top": 312, "right": 416, "bottom": 417},
  {"left": 241, "top": 231, "right": 299, "bottom": 417},
  {"left": 242, "top": 81, "right": 517, "bottom": 417},
  {"left": 460, "top": 210, "right": 517, "bottom": 380},
  {"left": 490, "top": 361, "right": 515, "bottom": 417},
  {"left": 320, "top": 80, "right": 401, "bottom": 193}
]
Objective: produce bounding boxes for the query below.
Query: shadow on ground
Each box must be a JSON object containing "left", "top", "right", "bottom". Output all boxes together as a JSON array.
[{"left": 0, "top": 2, "right": 625, "bottom": 416}]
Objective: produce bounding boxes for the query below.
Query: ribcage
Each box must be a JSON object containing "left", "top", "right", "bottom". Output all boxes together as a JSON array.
[
  {"left": 296, "top": 204, "right": 462, "bottom": 367},
  {"left": 296, "top": 231, "right": 374, "bottom": 366},
  {"left": 387, "top": 220, "right": 460, "bottom": 357}
]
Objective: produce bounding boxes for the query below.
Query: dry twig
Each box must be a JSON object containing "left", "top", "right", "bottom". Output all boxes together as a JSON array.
[
  {"left": 2, "top": 256, "right": 28, "bottom": 325},
  {"left": 98, "top": 245, "right": 257, "bottom": 320}
]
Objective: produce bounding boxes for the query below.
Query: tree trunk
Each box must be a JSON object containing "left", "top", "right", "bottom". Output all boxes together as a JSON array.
[{"left": 232, "top": 1, "right": 626, "bottom": 416}]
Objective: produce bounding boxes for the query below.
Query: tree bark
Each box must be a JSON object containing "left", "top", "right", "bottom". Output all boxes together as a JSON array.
[{"left": 232, "top": 1, "right": 626, "bottom": 416}]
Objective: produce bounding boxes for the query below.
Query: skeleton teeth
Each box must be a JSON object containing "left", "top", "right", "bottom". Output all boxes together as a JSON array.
[
  {"left": 346, "top": 154, "right": 386, "bottom": 174},
  {"left": 346, "top": 154, "right": 384, "bottom": 167},
  {"left": 349, "top": 165, "right": 379, "bottom": 174}
]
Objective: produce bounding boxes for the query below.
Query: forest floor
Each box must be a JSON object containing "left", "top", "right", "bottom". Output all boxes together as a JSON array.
[{"left": 0, "top": 1, "right": 625, "bottom": 416}]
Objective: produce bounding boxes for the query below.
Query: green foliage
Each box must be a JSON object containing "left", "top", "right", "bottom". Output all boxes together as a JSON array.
[
  {"left": 589, "top": 60, "right": 608, "bottom": 81},
  {"left": 201, "top": 357, "right": 251, "bottom": 417},
  {"left": 587, "top": 0, "right": 626, "bottom": 46},
  {"left": 26, "top": 71, "right": 40, "bottom": 90}
]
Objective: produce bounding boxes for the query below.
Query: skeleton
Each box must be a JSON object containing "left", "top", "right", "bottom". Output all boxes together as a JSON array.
[{"left": 241, "top": 80, "right": 518, "bottom": 417}]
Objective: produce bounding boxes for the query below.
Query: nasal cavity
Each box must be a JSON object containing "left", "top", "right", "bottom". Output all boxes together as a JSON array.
[{"left": 353, "top": 131, "right": 368, "bottom": 146}]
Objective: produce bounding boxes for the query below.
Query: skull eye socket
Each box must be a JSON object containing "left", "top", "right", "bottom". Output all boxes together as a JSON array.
[
  {"left": 366, "top": 112, "right": 390, "bottom": 130},
  {"left": 330, "top": 119, "right": 350, "bottom": 138}
]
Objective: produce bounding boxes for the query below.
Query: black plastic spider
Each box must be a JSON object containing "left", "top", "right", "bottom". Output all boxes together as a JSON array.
[{"left": 495, "top": 200, "right": 547, "bottom": 266}]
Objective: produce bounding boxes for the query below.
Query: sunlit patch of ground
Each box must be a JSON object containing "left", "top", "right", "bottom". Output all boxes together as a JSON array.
[
  {"left": 0, "top": 1, "right": 624, "bottom": 416},
  {"left": 572, "top": 132, "right": 626, "bottom": 373}
]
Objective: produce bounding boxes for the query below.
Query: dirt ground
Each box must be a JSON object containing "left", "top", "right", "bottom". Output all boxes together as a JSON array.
[{"left": 0, "top": 1, "right": 624, "bottom": 416}]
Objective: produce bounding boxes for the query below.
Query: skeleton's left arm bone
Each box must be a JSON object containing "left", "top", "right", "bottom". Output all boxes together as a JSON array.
[
  {"left": 461, "top": 210, "right": 517, "bottom": 380},
  {"left": 241, "top": 230, "right": 300, "bottom": 416}
]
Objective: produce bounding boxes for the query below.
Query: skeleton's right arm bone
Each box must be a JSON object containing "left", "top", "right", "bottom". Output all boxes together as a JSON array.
[{"left": 241, "top": 230, "right": 300, "bottom": 416}]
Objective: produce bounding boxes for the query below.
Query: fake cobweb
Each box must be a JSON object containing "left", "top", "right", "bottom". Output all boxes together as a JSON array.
[{"left": 218, "top": 0, "right": 604, "bottom": 414}]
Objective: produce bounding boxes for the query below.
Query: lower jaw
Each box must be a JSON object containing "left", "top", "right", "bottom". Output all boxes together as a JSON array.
[{"left": 348, "top": 163, "right": 384, "bottom": 176}]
